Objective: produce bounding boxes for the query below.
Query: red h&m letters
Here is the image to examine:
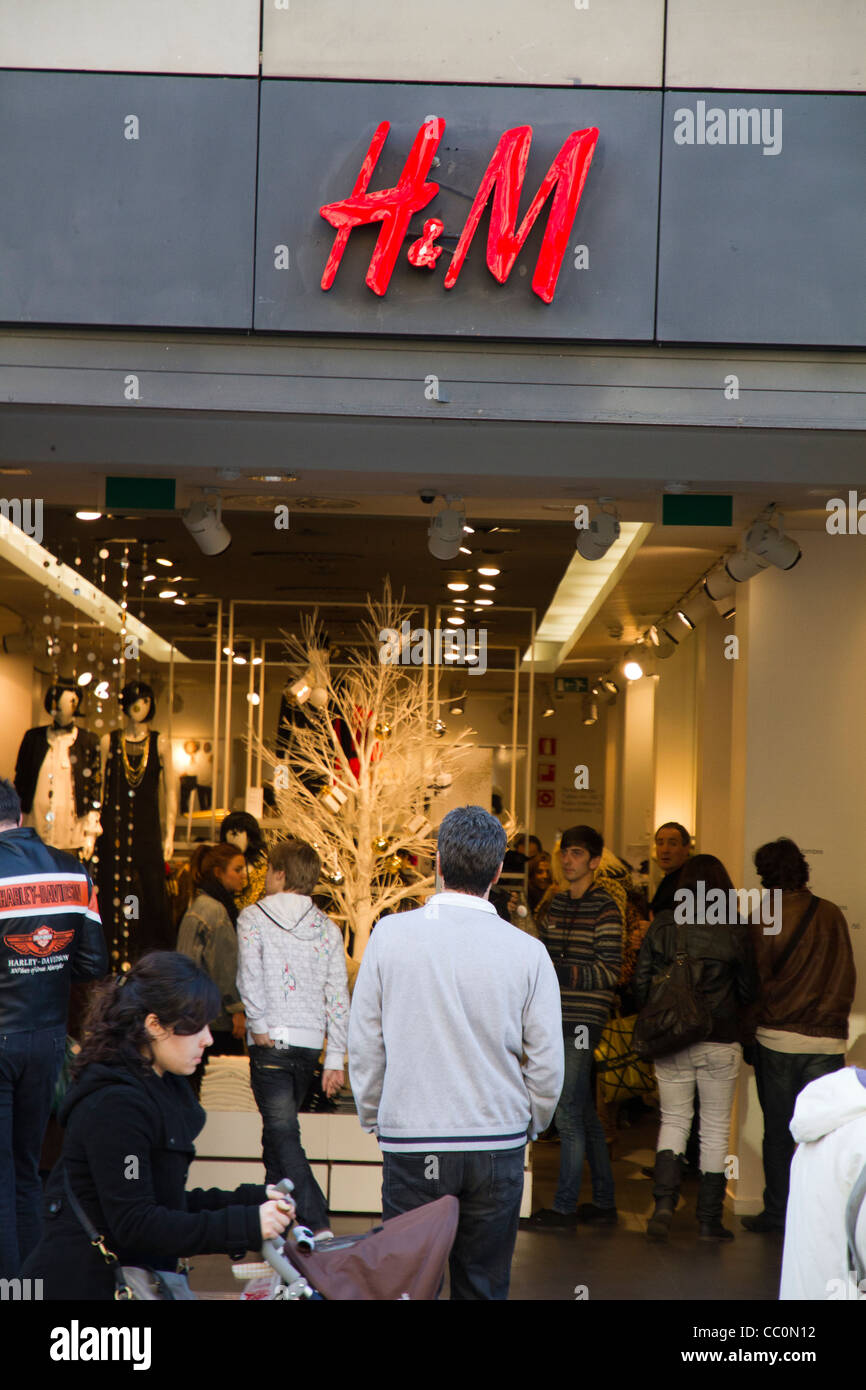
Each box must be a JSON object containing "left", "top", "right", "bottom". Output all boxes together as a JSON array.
[{"left": 319, "top": 118, "right": 599, "bottom": 303}]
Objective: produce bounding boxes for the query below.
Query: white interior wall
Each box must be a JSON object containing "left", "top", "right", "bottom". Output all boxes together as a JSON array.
[{"left": 652, "top": 635, "right": 698, "bottom": 844}]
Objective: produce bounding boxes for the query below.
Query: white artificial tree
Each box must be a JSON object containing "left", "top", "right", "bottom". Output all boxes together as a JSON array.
[{"left": 262, "top": 584, "right": 476, "bottom": 960}]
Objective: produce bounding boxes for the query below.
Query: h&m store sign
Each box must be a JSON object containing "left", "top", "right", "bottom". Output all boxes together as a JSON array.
[{"left": 316, "top": 117, "right": 598, "bottom": 303}]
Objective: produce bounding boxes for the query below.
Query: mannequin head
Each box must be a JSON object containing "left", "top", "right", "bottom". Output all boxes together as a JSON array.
[
  {"left": 120, "top": 680, "right": 156, "bottom": 725},
  {"left": 44, "top": 684, "right": 81, "bottom": 727},
  {"left": 219, "top": 810, "right": 265, "bottom": 865}
]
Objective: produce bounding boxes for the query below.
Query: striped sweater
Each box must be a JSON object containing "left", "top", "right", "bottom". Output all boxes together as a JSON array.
[{"left": 537, "top": 885, "right": 622, "bottom": 1031}]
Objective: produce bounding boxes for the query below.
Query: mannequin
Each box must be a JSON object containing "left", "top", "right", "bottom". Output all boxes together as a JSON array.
[
  {"left": 14, "top": 684, "right": 102, "bottom": 858},
  {"left": 94, "top": 681, "right": 178, "bottom": 971}
]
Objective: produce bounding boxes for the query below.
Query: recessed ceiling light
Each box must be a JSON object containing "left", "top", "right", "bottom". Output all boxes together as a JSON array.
[
  {"left": 0, "top": 467, "right": 31, "bottom": 476},
  {"left": 233, "top": 655, "right": 247, "bottom": 665},
  {"left": 459, "top": 546, "right": 472, "bottom": 555},
  {"left": 251, "top": 657, "right": 263, "bottom": 666},
  {"left": 248, "top": 473, "right": 297, "bottom": 484},
  {"left": 477, "top": 566, "right": 500, "bottom": 577},
  {"left": 75, "top": 510, "right": 102, "bottom": 521},
  {"left": 173, "top": 597, "right": 186, "bottom": 606},
  {"left": 463, "top": 525, "right": 474, "bottom": 534},
  {"left": 222, "top": 647, "right": 234, "bottom": 656},
  {"left": 479, "top": 583, "right": 496, "bottom": 592},
  {"left": 447, "top": 582, "right": 469, "bottom": 592},
  {"left": 476, "top": 599, "right": 493, "bottom": 606},
  {"left": 142, "top": 574, "right": 156, "bottom": 583},
  {"left": 447, "top": 615, "right": 465, "bottom": 626},
  {"left": 159, "top": 590, "right": 177, "bottom": 599},
  {"left": 155, "top": 557, "right": 173, "bottom": 567}
]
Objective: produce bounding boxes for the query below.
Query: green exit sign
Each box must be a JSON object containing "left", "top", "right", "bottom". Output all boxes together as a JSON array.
[
  {"left": 662, "top": 495, "right": 733, "bottom": 526},
  {"left": 554, "top": 677, "right": 589, "bottom": 694},
  {"left": 105, "top": 477, "right": 176, "bottom": 511}
]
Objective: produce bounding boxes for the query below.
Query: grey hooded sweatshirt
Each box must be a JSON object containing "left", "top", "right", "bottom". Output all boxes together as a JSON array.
[{"left": 235, "top": 893, "right": 350, "bottom": 1070}]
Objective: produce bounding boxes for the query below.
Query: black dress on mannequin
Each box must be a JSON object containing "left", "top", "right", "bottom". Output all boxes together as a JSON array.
[{"left": 95, "top": 729, "right": 173, "bottom": 970}]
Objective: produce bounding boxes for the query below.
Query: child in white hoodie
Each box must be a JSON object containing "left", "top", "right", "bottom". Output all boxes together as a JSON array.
[
  {"left": 780, "top": 1066, "right": 866, "bottom": 1299},
  {"left": 236, "top": 838, "right": 350, "bottom": 1238}
]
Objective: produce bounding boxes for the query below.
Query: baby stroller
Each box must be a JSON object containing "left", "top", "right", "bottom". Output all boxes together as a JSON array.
[{"left": 234, "top": 1180, "right": 459, "bottom": 1301}]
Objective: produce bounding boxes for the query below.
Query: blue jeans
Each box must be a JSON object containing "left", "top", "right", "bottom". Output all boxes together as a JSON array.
[
  {"left": 0, "top": 1026, "right": 66, "bottom": 1277},
  {"left": 553, "top": 1022, "right": 615, "bottom": 1212},
  {"left": 382, "top": 1147, "right": 525, "bottom": 1300},
  {"left": 248, "top": 1044, "right": 329, "bottom": 1232}
]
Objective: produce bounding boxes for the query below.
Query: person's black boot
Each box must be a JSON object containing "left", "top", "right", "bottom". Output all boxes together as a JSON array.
[
  {"left": 646, "top": 1150, "right": 682, "bottom": 1241},
  {"left": 697, "top": 1172, "right": 734, "bottom": 1241}
]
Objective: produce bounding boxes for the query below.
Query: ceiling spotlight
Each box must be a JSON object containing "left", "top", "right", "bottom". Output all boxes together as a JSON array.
[
  {"left": 582, "top": 695, "right": 598, "bottom": 726},
  {"left": 159, "top": 590, "right": 178, "bottom": 599},
  {"left": 428, "top": 499, "right": 466, "bottom": 560},
  {"left": 142, "top": 573, "right": 156, "bottom": 583},
  {"left": 98, "top": 547, "right": 110, "bottom": 560},
  {"left": 447, "top": 614, "right": 465, "bottom": 625},
  {"left": 173, "top": 597, "right": 186, "bottom": 606},
  {"left": 248, "top": 473, "right": 297, "bottom": 483},
  {"left": 246, "top": 692, "right": 261, "bottom": 706},
  {"left": 477, "top": 566, "right": 500, "bottom": 577},
  {"left": 677, "top": 590, "right": 713, "bottom": 630},
  {"left": 75, "top": 511, "right": 102, "bottom": 521},
  {"left": 451, "top": 701, "right": 464, "bottom": 716},
  {"left": 76, "top": 671, "right": 93, "bottom": 686},
  {"left": 252, "top": 656, "right": 263, "bottom": 666},
  {"left": 601, "top": 676, "right": 619, "bottom": 694},
  {"left": 182, "top": 489, "right": 232, "bottom": 556},
  {"left": 94, "top": 680, "right": 110, "bottom": 700},
  {"left": 621, "top": 652, "right": 644, "bottom": 681},
  {"left": 463, "top": 525, "right": 475, "bottom": 534},
  {"left": 233, "top": 655, "right": 247, "bottom": 666},
  {"left": 447, "top": 581, "right": 469, "bottom": 592},
  {"left": 156, "top": 558, "right": 173, "bottom": 567},
  {"left": 478, "top": 583, "right": 496, "bottom": 592},
  {"left": 433, "top": 718, "right": 447, "bottom": 738},
  {"left": 476, "top": 598, "right": 493, "bottom": 606},
  {"left": 459, "top": 546, "right": 472, "bottom": 556},
  {"left": 222, "top": 646, "right": 234, "bottom": 657},
  {"left": 576, "top": 503, "right": 620, "bottom": 561},
  {"left": 743, "top": 513, "right": 802, "bottom": 572}
]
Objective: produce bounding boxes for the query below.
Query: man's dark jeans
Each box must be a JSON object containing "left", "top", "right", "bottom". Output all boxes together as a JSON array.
[
  {"left": 382, "top": 1147, "right": 525, "bottom": 1300},
  {"left": 248, "top": 1043, "right": 329, "bottom": 1232},
  {"left": 753, "top": 1042, "right": 845, "bottom": 1223},
  {"left": 0, "top": 1025, "right": 66, "bottom": 1277}
]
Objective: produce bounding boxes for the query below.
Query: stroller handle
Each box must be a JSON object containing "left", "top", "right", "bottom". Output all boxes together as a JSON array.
[{"left": 262, "top": 1178, "right": 316, "bottom": 1291}]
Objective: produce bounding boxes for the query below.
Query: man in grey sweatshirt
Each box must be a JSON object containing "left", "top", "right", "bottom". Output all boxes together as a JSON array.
[{"left": 348, "top": 804, "right": 564, "bottom": 1299}]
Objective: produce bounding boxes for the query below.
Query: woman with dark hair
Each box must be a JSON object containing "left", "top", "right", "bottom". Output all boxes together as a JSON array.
[
  {"left": 20, "top": 952, "right": 293, "bottom": 1299},
  {"left": 177, "top": 843, "right": 247, "bottom": 1081},
  {"left": 220, "top": 811, "right": 267, "bottom": 910},
  {"left": 633, "top": 854, "right": 758, "bottom": 1242}
]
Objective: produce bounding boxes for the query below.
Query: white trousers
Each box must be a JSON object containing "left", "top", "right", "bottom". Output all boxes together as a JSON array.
[{"left": 654, "top": 1041, "right": 742, "bottom": 1173}]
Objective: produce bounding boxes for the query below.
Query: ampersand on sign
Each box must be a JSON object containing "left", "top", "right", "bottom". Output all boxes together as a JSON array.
[{"left": 407, "top": 218, "right": 445, "bottom": 269}]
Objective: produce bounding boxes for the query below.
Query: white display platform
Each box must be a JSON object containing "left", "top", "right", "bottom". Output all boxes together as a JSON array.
[{"left": 189, "top": 1056, "right": 532, "bottom": 1216}]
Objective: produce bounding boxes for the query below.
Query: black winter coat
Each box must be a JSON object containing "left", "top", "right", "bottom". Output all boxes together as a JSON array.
[
  {"left": 632, "top": 910, "right": 759, "bottom": 1044},
  {"left": 21, "top": 1061, "right": 265, "bottom": 1299}
]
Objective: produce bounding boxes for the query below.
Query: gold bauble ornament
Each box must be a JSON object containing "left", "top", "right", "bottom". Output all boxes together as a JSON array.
[
  {"left": 432, "top": 718, "right": 447, "bottom": 738},
  {"left": 372, "top": 835, "right": 390, "bottom": 853},
  {"left": 374, "top": 720, "right": 392, "bottom": 739},
  {"left": 385, "top": 854, "right": 404, "bottom": 874}
]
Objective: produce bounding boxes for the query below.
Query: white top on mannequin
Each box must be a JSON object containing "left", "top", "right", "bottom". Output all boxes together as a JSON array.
[
  {"left": 100, "top": 696, "right": 178, "bottom": 861},
  {"left": 26, "top": 726, "right": 101, "bottom": 856},
  {"left": 23, "top": 690, "right": 101, "bottom": 857}
]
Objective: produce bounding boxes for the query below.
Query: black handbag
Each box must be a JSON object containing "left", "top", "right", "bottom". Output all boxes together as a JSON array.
[
  {"left": 61, "top": 1166, "right": 197, "bottom": 1301},
  {"left": 633, "top": 922, "right": 713, "bottom": 1060}
]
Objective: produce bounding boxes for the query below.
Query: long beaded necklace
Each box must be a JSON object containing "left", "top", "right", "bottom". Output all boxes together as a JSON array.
[{"left": 120, "top": 731, "right": 150, "bottom": 788}]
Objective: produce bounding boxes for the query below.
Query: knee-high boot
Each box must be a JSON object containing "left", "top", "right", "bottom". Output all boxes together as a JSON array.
[
  {"left": 646, "top": 1149, "right": 682, "bottom": 1241},
  {"left": 696, "top": 1171, "right": 734, "bottom": 1241}
]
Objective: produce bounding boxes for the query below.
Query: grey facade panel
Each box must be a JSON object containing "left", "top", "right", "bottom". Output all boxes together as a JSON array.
[
  {"left": 254, "top": 81, "right": 661, "bottom": 341},
  {"left": 0, "top": 73, "right": 258, "bottom": 330},
  {"left": 657, "top": 92, "right": 866, "bottom": 347}
]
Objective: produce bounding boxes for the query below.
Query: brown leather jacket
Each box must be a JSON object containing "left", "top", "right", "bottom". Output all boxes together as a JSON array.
[{"left": 749, "top": 891, "right": 855, "bottom": 1040}]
